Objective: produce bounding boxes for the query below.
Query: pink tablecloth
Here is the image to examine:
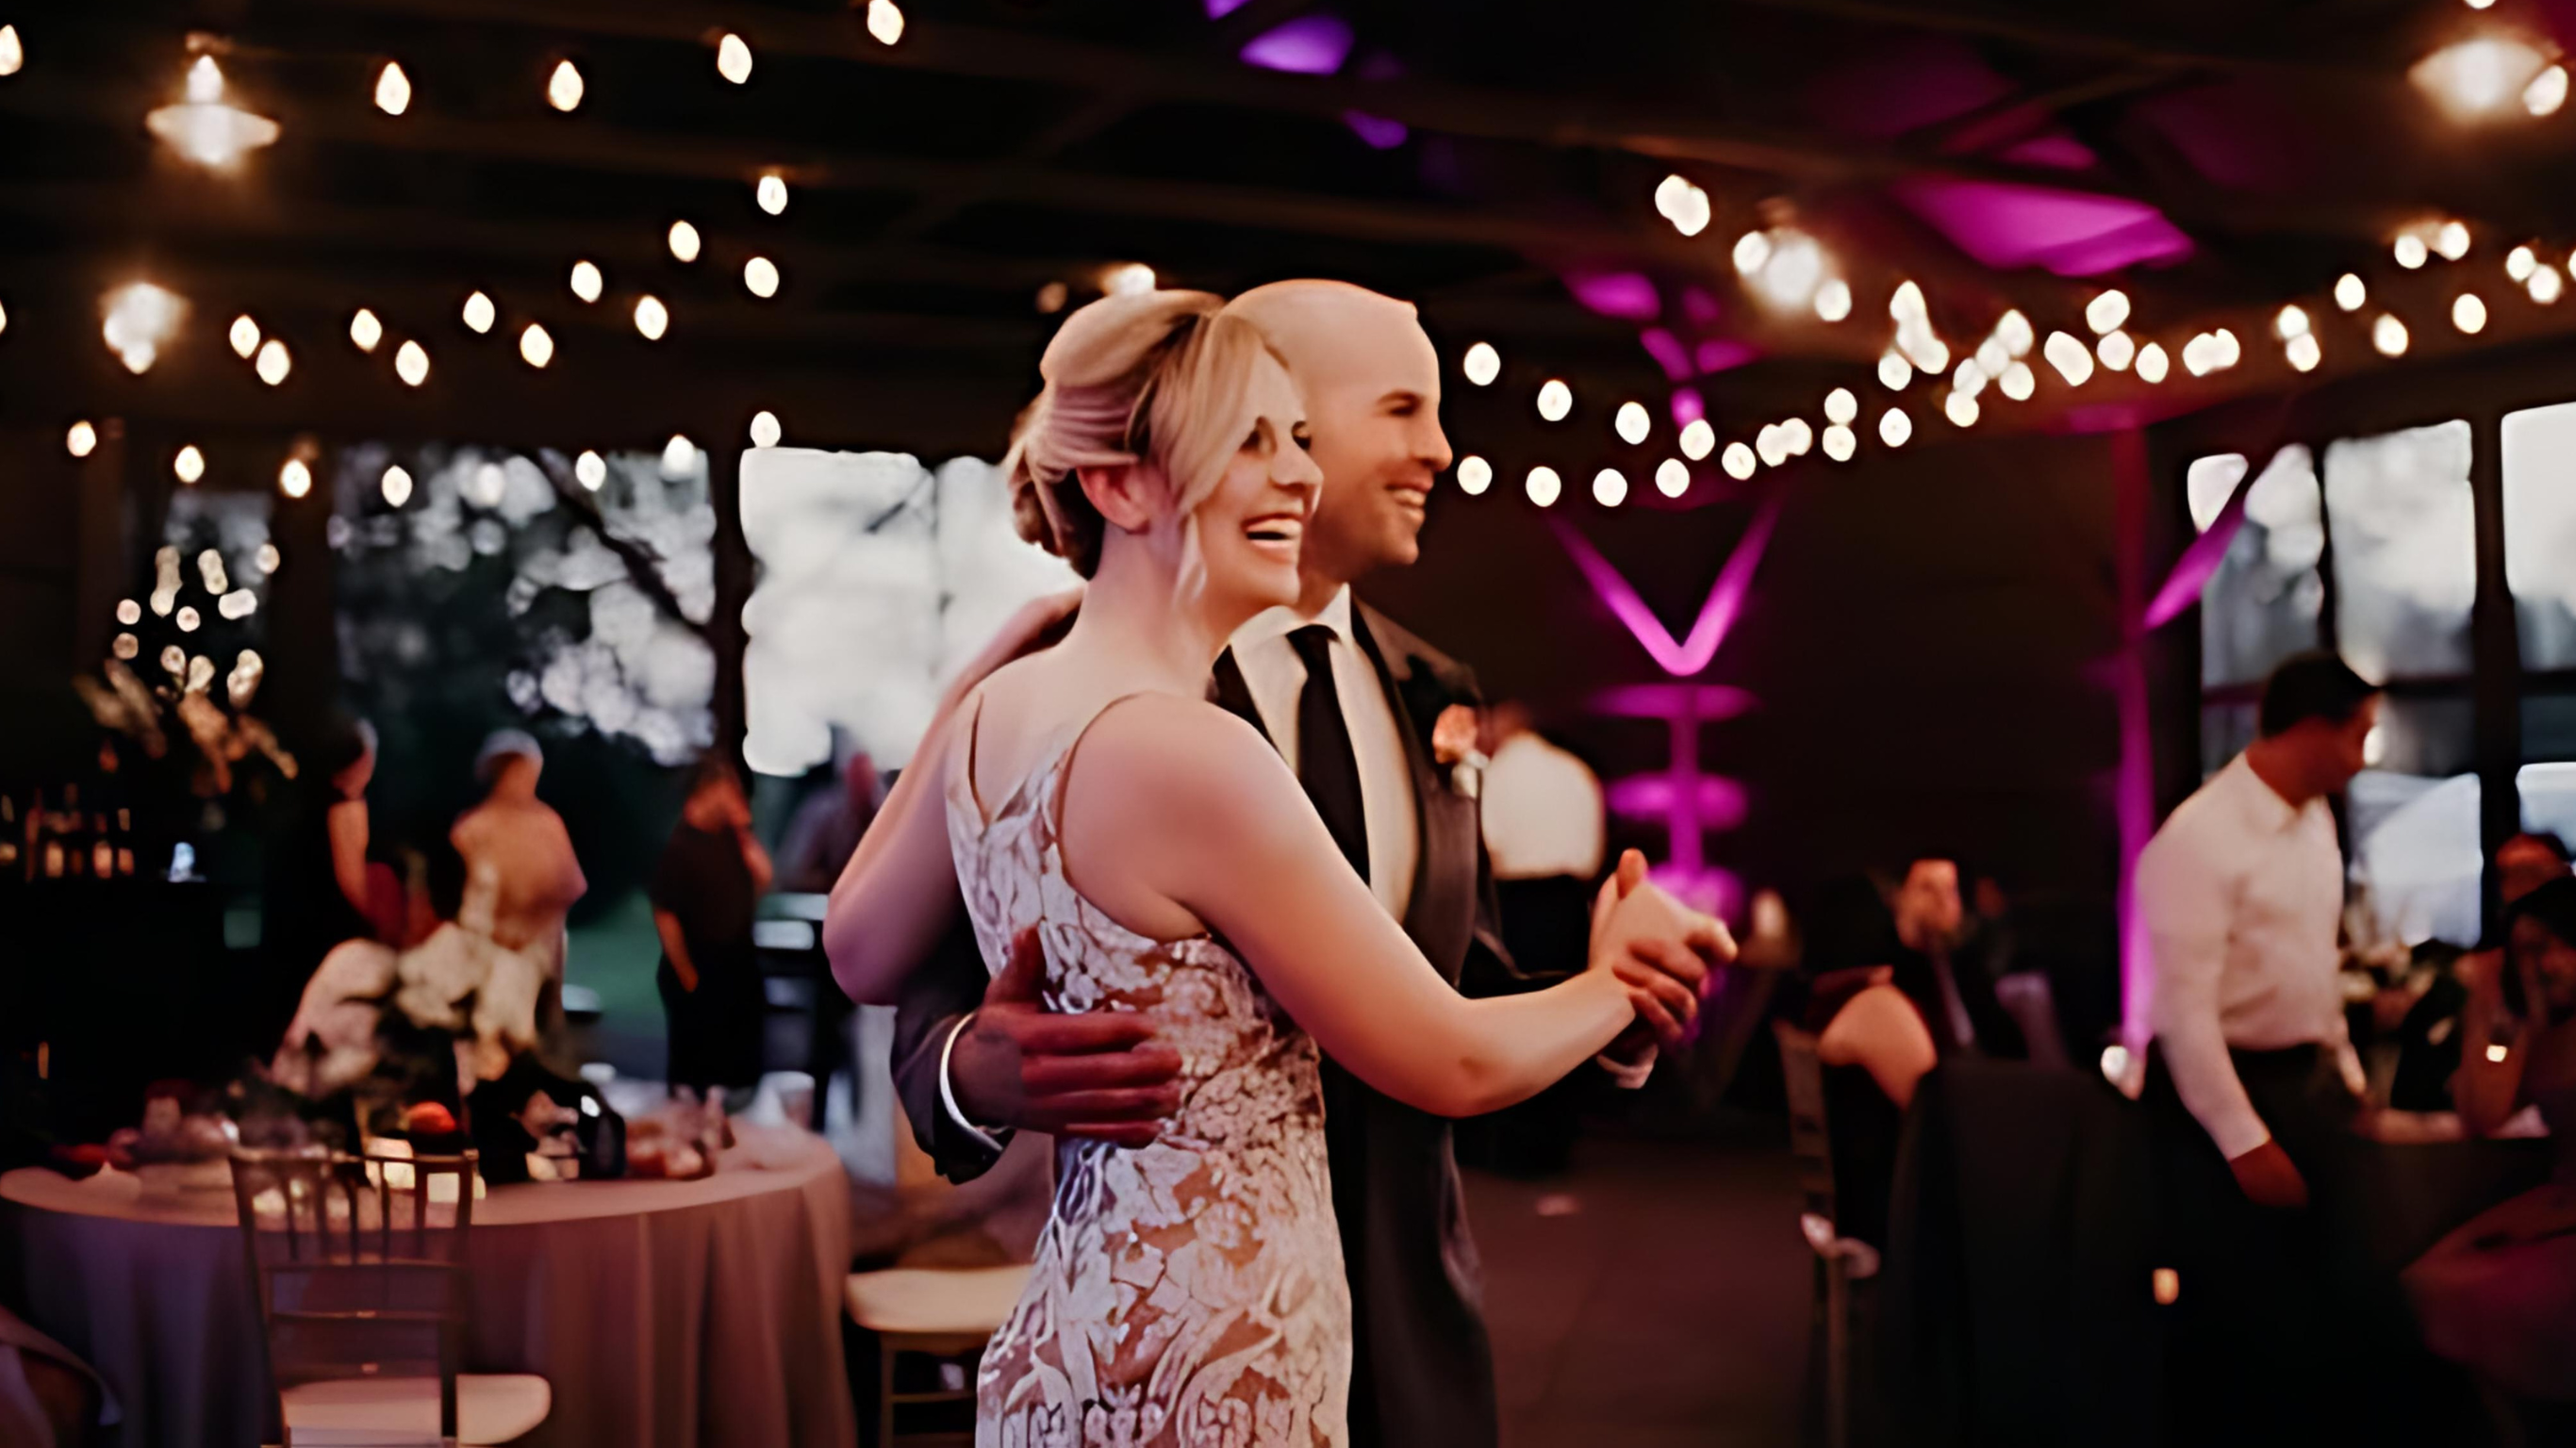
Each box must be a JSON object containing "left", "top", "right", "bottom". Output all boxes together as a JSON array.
[{"left": 1, "top": 1127, "right": 855, "bottom": 1448}]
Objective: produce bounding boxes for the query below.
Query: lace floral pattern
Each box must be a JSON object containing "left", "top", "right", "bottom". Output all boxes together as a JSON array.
[{"left": 949, "top": 698, "right": 1349, "bottom": 1447}]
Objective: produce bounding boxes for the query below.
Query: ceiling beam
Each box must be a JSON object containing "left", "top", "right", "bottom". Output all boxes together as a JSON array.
[{"left": 1709, "top": 0, "right": 2384, "bottom": 76}]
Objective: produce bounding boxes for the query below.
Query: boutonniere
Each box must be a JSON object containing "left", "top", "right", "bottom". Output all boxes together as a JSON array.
[{"left": 1431, "top": 704, "right": 1488, "bottom": 799}]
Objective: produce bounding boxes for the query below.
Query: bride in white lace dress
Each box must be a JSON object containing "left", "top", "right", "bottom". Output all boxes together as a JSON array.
[{"left": 833, "top": 291, "right": 1698, "bottom": 1446}]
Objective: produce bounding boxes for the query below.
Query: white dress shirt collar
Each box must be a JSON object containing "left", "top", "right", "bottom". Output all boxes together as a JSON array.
[{"left": 1233, "top": 584, "right": 1359, "bottom": 657}]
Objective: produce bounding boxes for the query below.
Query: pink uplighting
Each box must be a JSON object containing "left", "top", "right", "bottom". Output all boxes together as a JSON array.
[
  {"left": 1344, "top": 111, "right": 1409, "bottom": 149},
  {"left": 1594, "top": 686, "right": 1759, "bottom": 920},
  {"left": 1239, "top": 15, "right": 1354, "bottom": 74},
  {"left": 1693, "top": 338, "right": 1759, "bottom": 375},
  {"left": 1890, "top": 179, "right": 2195, "bottom": 276},
  {"left": 1668, "top": 388, "right": 1706, "bottom": 426},
  {"left": 1564, "top": 271, "right": 1661, "bottom": 321},
  {"left": 1641, "top": 328, "right": 1693, "bottom": 381},
  {"left": 1550, "top": 494, "right": 1780, "bottom": 677},
  {"left": 1607, "top": 775, "right": 1749, "bottom": 831}
]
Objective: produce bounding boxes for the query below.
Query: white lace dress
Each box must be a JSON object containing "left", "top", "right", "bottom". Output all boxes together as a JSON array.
[{"left": 947, "top": 695, "right": 1350, "bottom": 1448}]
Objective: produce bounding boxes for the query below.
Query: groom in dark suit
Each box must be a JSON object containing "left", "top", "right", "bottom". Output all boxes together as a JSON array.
[{"left": 889, "top": 280, "right": 1718, "bottom": 1448}]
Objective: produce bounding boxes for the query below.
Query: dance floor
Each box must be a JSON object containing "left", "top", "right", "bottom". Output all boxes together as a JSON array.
[{"left": 1472, "top": 1128, "right": 1809, "bottom": 1448}]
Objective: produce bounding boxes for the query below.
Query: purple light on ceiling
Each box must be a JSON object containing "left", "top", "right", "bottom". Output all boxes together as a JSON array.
[
  {"left": 1891, "top": 178, "right": 2194, "bottom": 276},
  {"left": 1565, "top": 270, "right": 1661, "bottom": 321},
  {"left": 1682, "top": 288, "right": 1723, "bottom": 325},
  {"left": 1669, "top": 387, "right": 1706, "bottom": 426},
  {"left": 1204, "top": 0, "right": 1254, "bottom": 16},
  {"left": 1549, "top": 493, "right": 1781, "bottom": 677},
  {"left": 1640, "top": 328, "right": 1693, "bottom": 382},
  {"left": 1344, "top": 111, "right": 1409, "bottom": 149},
  {"left": 1694, "top": 338, "right": 1759, "bottom": 375},
  {"left": 1805, "top": 38, "right": 2014, "bottom": 140},
  {"left": 1240, "top": 14, "right": 1354, "bottom": 74},
  {"left": 1997, "top": 133, "right": 2098, "bottom": 171}
]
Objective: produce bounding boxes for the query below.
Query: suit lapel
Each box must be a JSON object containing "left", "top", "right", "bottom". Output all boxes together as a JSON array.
[{"left": 1352, "top": 606, "right": 1478, "bottom": 983}]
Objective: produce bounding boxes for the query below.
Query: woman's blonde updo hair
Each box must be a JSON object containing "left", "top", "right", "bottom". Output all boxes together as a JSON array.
[{"left": 1002, "top": 288, "right": 1282, "bottom": 578}]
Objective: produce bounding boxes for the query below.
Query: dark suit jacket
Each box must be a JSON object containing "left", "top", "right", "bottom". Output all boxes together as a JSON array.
[{"left": 889, "top": 601, "right": 1553, "bottom": 1448}]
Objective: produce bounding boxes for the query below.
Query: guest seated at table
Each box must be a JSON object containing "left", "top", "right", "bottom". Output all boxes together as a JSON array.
[
  {"left": 654, "top": 755, "right": 773, "bottom": 1101},
  {"left": 777, "top": 737, "right": 883, "bottom": 894},
  {"left": 452, "top": 731, "right": 586, "bottom": 1055},
  {"left": 2387, "top": 831, "right": 2570, "bottom": 1113},
  {"left": 1884, "top": 858, "right": 2025, "bottom": 1062},
  {"left": 1794, "top": 877, "right": 1930, "bottom": 1248},
  {"left": 2404, "top": 874, "right": 2576, "bottom": 1411}
]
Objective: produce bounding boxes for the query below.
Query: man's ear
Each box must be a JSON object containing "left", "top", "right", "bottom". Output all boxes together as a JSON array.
[{"left": 1077, "top": 462, "right": 1158, "bottom": 535}]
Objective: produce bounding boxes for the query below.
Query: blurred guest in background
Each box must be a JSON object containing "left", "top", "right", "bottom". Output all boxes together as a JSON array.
[
  {"left": 779, "top": 739, "right": 883, "bottom": 894},
  {"left": 1792, "top": 876, "right": 1926, "bottom": 1248},
  {"left": 654, "top": 756, "right": 774, "bottom": 1099},
  {"left": 2387, "top": 831, "right": 2572, "bottom": 1112},
  {"left": 2132, "top": 650, "right": 2378, "bottom": 1443},
  {"left": 258, "top": 713, "right": 378, "bottom": 1049},
  {"left": 452, "top": 731, "right": 586, "bottom": 1054},
  {"left": 2406, "top": 875, "right": 2576, "bottom": 1410},
  {"left": 1886, "top": 858, "right": 2024, "bottom": 1062}
]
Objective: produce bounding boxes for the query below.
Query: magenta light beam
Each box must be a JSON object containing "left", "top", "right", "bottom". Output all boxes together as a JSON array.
[{"left": 1548, "top": 493, "right": 1782, "bottom": 678}]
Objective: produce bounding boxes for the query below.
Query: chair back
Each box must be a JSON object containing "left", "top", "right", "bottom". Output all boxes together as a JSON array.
[
  {"left": 1773, "top": 1022, "right": 1837, "bottom": 1224},
  {"left": 228, "top": 1147, "right": 480, "bottom": 1443}
]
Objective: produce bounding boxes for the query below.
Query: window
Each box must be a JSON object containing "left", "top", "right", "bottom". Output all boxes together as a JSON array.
[
  {"left": 2321, "top": 420, "right": 2475, "bottom": 683},
  {"left": 2189, "top": 447, "right": 2322, "bottom": 688},
  {"left": 2503, "top": 401, "right": 2576, "bottom": 672}
]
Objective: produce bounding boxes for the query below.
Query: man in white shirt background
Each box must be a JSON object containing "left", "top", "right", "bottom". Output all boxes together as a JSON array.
[{"left": 2131, "top": 650, "right": 2380, "bottom": 1442}]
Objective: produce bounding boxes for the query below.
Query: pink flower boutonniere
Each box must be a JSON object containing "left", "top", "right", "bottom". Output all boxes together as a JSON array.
[{"left": 1431, "top": 704, "right": 1488, "bottom": 798}]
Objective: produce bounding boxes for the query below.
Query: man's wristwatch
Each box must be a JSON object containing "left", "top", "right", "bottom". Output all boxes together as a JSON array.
[{"left": 937, "top": 1012, "right": 1013, "bottom": 1154}]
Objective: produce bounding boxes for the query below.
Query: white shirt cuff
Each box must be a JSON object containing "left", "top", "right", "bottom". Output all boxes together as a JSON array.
[
  {"left": 1596, "top": 1047, "right": 1656, "bottom": 1091},
  {"left": 937, "top": 1012, "right": 1010, "bottom": 1155}
]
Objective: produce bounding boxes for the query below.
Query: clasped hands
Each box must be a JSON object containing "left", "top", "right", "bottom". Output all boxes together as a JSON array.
[{"left": 948, "top": 847, "right": 1735, "bottom": 1149}]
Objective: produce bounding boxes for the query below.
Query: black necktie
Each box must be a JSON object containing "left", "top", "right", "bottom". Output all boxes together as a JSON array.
[{"left": 1287, "top": 625, "right": 1370, "bottom": 882}]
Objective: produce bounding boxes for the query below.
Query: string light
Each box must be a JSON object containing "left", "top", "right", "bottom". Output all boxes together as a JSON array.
[
  {"left": 1525, "top": 466, "right": 1561, "bottom": 507},
  {"left": 2374, "top": 314, "right": 2410, "bottom": 356},
  {"left": 117, "top": 600, "right": 140, "bottom": 626},
  {"left": 1996, "top": 309, "right": 2035, "bottom": 357},
  {"left": 374, "top": 60, "right": 410, "bottom": 115},
  {"left": 1781, "top": 419, "right": 1813, "bottom": 456},
  {"left": 2044, "top": 331, "right": 2095, "bottom": 386},
  {"left": 744, "top": 256, "right": 782, "bottom": 298},
  {"left": 1811, "top": 421, "right": 1851, "bottom": 462},
  {"left": 1536, "top": 379, "right": 1572, "bottom": 422},
  {"left": 2395, "top": 234, "right": 2430, "bottom": 269},
  {"left": 2530, "top": 65, "right": 2569, "bottom": 117},
  {"left": 2453, "top": 292, "right": 2488, "bottom": 333},
  {"left": 749, "top": 410, "right": 783, "bottom": 448},
  {"left": 219, "top": 590, "right": 256, "bottom": 621},
  {"left": 395, "top": 339, "right": 430, "bottom": 386},
  {"left": 2276, "top": 304, "right": 2312, "bottom": 339},
  {"left": 1825, "top": 387, "right": 1858, "bottom": 425},
  {"left": 2336, "top": 274, "right": 2368, "bottom": 311},
  {"left": 173, "top": 445, "right": 205, "bottom": 484},
  {"left": 1731, "top": 231, "right": 1772, "bottom": 276},
  {"left": 1813, "top": 278, "right": 1853, "bottom": 322},
  {"left": 1035, "top": 282, "right": 1067, "bottom": 314},
  {"left": 867, "top": 0, "right": 906, "bottom": 46},
  {"left": 1722, "top": 442, "right": 1757, "bottom": 480},
  {"left": 2508, "top": 245, "right": 2538, "bottom": 282},
  {"left": 662, "top": 435, "right": 699, "bottom": 477},
  {"left": 255, "top": 337, "right": 290, "bottom": 386},
  {"left": 1973, "top": 337, "right": 2009, "bottom": 379},
  {"left": 1614, "top": 401, "right": 1650, "bottom": 445},
  {"left": 148, "top": 55, "right": 280, "bottom": 169},
  {"left": 66, "top": 421, "right": 98, "bottom": 458},
  {"left": 1999, "top": 360, "right": 2037, "bottom": 401},
  {"left": 113, "top": 634, "right": 139, "bottom": 661},
  {"left": 756, "top": 173, "right": 789, "bottom": 216},
  {"left": 1755, "top": 425, "right": 1788, "bottom": 469},
  {"left": 103, "top": 281, "right": 184, "bottom": 373},
  {"left": 2412, "top": 37, "right": 2549, "bottom": 122},
  {"left": 1593, "top": 469, "right": 1628, "bottom": 507},
  {"left": 575, "top": 451, "right": 608, "bottom": 490},
  {"left": 464, "top": 461, "right": 505, "bottom": 508},
  {"left": 519, "top": 322, "right": 554, "bottom": 368},
  {"left": 2287, "top": 333, "right": 2323, "bottom": 372},
  {"left": 228, "top": 314, "right": 260, "bottom": 358},
  {"left": 716, "top": 33, "right": 753, "bottom": 85},
  {"left": 2085, "top": 289, "right": 2131, "bottom": 335},
  {"left": 279, "top": 458, "right": 311, "bottom": 498},
  {"left": 0, "top": 25, "right": 20, "bottom": 77},
  {"left": 1945, "top": 391, "right": 1980, "bottom": 427},
  {"left": 1457, "top": 455, "right": 1492, "bottom": 495},
  {"left": 1877, "top": 351, "right": 1913, "bottom": 390},
  {"left": 1952, "top": 358, "right": 1987, "bottom": 399},
  {"left": 2532, "top": 266, "right": 2564, "bottom": 304},
  {"left": 1655, "top": 458, "right": 1691, "bottom": 497},
  {"left": 462, "top": 290, "right": 495, "bottom": 333},
  {"left": 1678, "top": 418, "right": 1715, "bottom": 461},
  {"left": 350, "top": 308, "right": 383, "bottom": 352},
  {"left": 2136, "top": 342, "right": 2171, "bottom": 384},
  {"left": 1462, "top": 341, "right": 1501, "bottom": 387},
  {"left": 547, "top": 59, "right": 584, "bottom": 112},
  {"left": 382, "top": 464, "right": 413, "bottom": 507},
  {"left": 256, "top": 543, "right": 279, "bottom": 573},
  {"left": 2437, "top": 221, "right": 2472, "bottom": 260},
  {"left": 1653, "top": 174, "right": 1711, "bottom": 238},
  {"left": 635, "top": 295, "right": 669, "bottom": 339},
  {"left": 668, "top": 221, "right": 702, "bottom": 263},
  {"left": 1104, "top": 263, "right": 1156, "bottom": 296},
  {"left": 2097, "top": 330, "right": 2136, "bottom": 371},
  {"left": 199, "top": 549, "right": 228, "bottom": 595},
  {"left": 176, "top": 607, "right": 200, "bottom": 634},
  {"left": 570, "top": 260, "right": 603, "bottom": 303},
  {"left": 1878, "top": 408, "right": 1912, "bottom": 448}
]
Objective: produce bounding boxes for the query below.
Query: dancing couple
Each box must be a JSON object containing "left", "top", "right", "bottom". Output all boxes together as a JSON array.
[{"left": 828, "top": 280, "right": 1732, "bottom": 1447}]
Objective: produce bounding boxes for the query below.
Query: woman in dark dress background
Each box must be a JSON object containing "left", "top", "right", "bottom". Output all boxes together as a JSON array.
[
  {"left": 652, "top": 757, "right": 773, "bottom": 1098},
  {"left": 259, "top": 715, "right": 378, "bottom": 1050}
]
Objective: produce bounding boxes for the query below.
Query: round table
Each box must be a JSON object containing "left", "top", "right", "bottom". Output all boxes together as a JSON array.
[{"left": 2, "top": 1127, "right": 856, "bottom": 1448}]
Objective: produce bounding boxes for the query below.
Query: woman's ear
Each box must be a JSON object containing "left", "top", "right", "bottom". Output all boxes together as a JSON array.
[{"left": 1076, "top": 462, "right": 1159, "bottom": 535}]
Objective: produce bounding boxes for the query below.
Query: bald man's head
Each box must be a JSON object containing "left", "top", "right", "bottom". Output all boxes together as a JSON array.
[{"left": 1223, "top": 280, "right": 1452, "bottom": 588}]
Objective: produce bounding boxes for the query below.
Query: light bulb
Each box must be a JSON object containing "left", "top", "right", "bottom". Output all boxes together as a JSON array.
[
  {"left": 635, "top": 295, "right": 669, "bottom": 339},
  {"left": 1824, "top": 387, "right": 1858, "bottom": 425},
  {"left": 1952, "top": 358, "right": 1987, "bottom": 399},
  {"left": 229, "top": 314, "right": 260, "bottom": 358},
  {"left": 1878, "top": 408, "right": 1912, "bottom": 448},
  {"left": 2086, "top": 289, "right": 2131, "bottom": 335},
  {"left": 350, "top": 308, "right": 383, "bottom": 352},
  {"left": 67, "top": 420, "right": 98, "bottom": 458},
  {"left": 0, "top": 25, "right": 20, "bottom": 77},
  {"left": 1975, "top": 337, "right": 2010, "bottom": 378},
  {"left": 279, "top": 458, "right": 311, "bottom": 498},
  {"left": 2395, "top": 234, "right": 2429, "bottom": 270},
  {"left": 1890, "top": 280, "right": 1927, "bottom": 321},
  {"left": 176, "top": 608, "right": 200, "bottom": 634},
  {"left": 2043, "top": 330, "right": 2094, "bottom": 386},
  {"left": 1823, "top": 424, "right": 1856, "bottom": 462},
  {"left": 1945, "top": 391, "right": 1980, "bottom": 427},
  {"left": 256, "top": 543, "right": 279, "bottom": 574},
  {"left": 661, "top": 434, "right": 698, "bottom": 477},
  {"left": 1756, "top": 425, "right": 1788, "bottom": 469},
  {"left": 2097, "top": 330, "right": 2136, "bottom": 371},
  {"left": 1782, "top": 418, "right": 1813, "bottom": 455},
  {"left": 1731, "top": 230, "right": 1772, "bottom": 277},
  {"left": 668, "top": 221, "right": 702, "bottom": 263},
  {"left": 395, "top": 339, "right": 429, "bottom": 387},
  {"left": 2453, "top": 292, "right": 2488, "bottom": 333},
  {"left": 1678, "top": 418, "right": 1715, "bottom": 460},
  {"left": 173, "top": 445, "right": 205, "bottom": 484},
  {"left": 1996, "top": 309, "right": 2034, "bottom": 357},
  {"left": 867, "top": 0, "right": 905, "bottom": 46},
  {"left": 462, "top": 290, "right": 495, "bottom": 333},
  {"left": 2508, "top": 245, "right": 2538, "bottom": 282},
  {"left": 1593, "top": 469, "right": 1628, "bottom": 507},
  {"left": 1655, "top": 458, "right": 1690, "bottom": 497},
  {"left": 2437, "top": 221, "right": 2471, "bottom": 260},
  {"left": 716, "top": 33, "right": 753, "bottom": 85},
  {"left": 1999, "top": 361, "right": 2037, "bottom": 401},
  {"left": 1653, "top": 174, "right": 1710, "bottom": 238},
  {"left": 575, "top": 451, "right": 607, "bottom": 490},
  {"left": 570, "top": 259, "right": 603, "bottom": 303},
  {"left": 519, "top": 321, "right": 553, "bottom": 368},
  {"left": 375, "top": 60, "right": 410, "bottom": 115},
  {"left": 1813, "top": 278, "right": 1853, "bottom": 322},
  {"left": 1614, "top": 401, "right": 1650, "bottom": 445},
  {"left": 2136, "top": 342, "right": 2171, "bottom": 384},
  {"left": 756, "top": 173, "right": 789, "bottom": 216},
  {"left": 2336, "top": 274, "right": 2368, "bottom": 311},
  {"left": 547, "top": 59, "right": 584, "bottom": 112},
  {"left": 2373, "top": 314, "right": 2410, "bottom": 355},
  {"left": 1722, "top": 442, "right": 1756, "bottom": 480},
  {"left": 749, "top": 410, "right": 783, "bottom": 448},
  {"left": 2275, "top": 304, "right": 2312, "bottom": 338},
  {"left": 1877, "top": 351, "right": 1913, "bottom": 390},
  {"left": 1536, "top": 378, "right": 1572, "bottom": 422},
  {"left": 464, "top": 461, "right": 504, "bottom": 509},
  {"left": 744, "top": 255, "right": 781, "bottom": 298},
  {"left": 1524, "top": 466, "right": 1561, "bottom": 507},
  {"left": 1462, "top": 341, "right": 1500, "bottom": 387},
  {"left": 2528, "top": 64, "right": 2569, "bottom": 117},
  {"left": 382, "top": 464, "right": 413, "bottom": 507},
  {"left": 2532, "top": 266, "right": 2565, "bottom": 304},
  {"left": 255, "top": 337, "right": 290, "bottom": 386},
  {"left": 2287, "top": 333, "right": 2322, "bottom": 372},
  {"left": 1457, "top": 455, "right": 1492, "bottom": 495}
]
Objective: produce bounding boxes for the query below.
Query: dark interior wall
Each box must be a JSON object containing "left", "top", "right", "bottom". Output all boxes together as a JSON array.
[
  {"left": 0, "top": 425, "right": 79, "bottom": 683},
  {"left": 1368, "top": 428, "right": 2129, "bottom": 903}
]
